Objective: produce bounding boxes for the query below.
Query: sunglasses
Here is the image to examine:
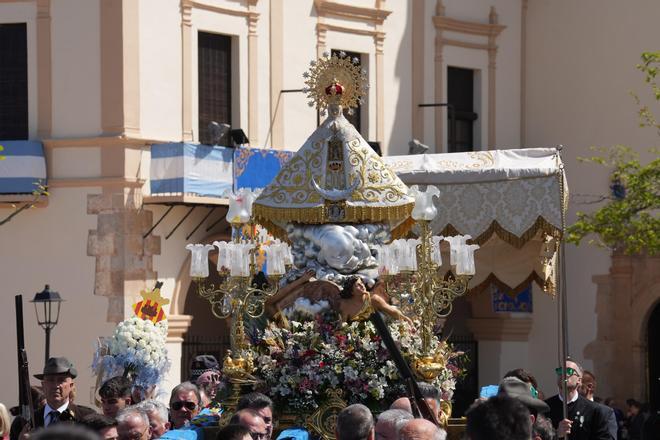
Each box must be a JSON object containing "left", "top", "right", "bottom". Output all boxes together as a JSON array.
[
  {"left": 170, "top": 401, "right": 197, "bottom": 411},
  {"left": 555, "top": 367, "right": 580, "bottom": 377}
]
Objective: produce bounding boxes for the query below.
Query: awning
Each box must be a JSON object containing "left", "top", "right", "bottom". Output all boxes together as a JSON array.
[{"left": 382, "top": 148, "right": 567, "bottom": 295}]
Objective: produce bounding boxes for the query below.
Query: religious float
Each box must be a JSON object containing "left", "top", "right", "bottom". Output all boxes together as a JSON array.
[{"left": 184, "top": 52, "right": 567, "bottom": 439}]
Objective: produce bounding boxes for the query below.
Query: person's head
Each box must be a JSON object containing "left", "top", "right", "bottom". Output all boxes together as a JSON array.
[
  {"left": 99, "top": 376, "right": 133, "bottom": 418},
  {"left": 0, "top": 403, "right": 10, "bottom": 437},
  {"left": 532, "top": 414, "right": 555, "bottom": 440},
  {"left": 31, "top": 424, "right": 101, "bottom": 440},
  {"left": 35, "top": 357, "right": 78, "bottom": 408},
  {"left": 196, "top": 370, "right": 221, "bottom": 403},
  {"left": 497, "top": 377, "right": 549, "bottom": 421},
  {"left": 116, "top": 407, "right": 151, "bottom": 440},
  {"left": 627, "top": 399, "right": 642, "bottom": 416},
  {"left": 399, "top": 419, "right": 446, "bottom": 440},
  {"left": 341, "top": 276, "right": 366, "bottom": 299},
  {"left": 168, "top": 382, "right": 201, "bottom": 428},
  {"left": 375, "top": 409, "right": 413, "bottom": 440},
  {"left": 389, "top": 397, "right": 412, "bottom": 413},
  {"left": 335, "top": 403, "right": 374, "bottom": 440},
  {"left": 555, "top": 358, "right": 582, "bottom": 395},
  {"left": 215, "top": 424, "right": 252, "bottom": 440},
  {"left": 81, "top": 414, "right": 119, "bottom": 440},
  {"left": 503, "top": 368, "right": 539, "bottom": 391},
  {"left": 134, "top": 400, "right": 170, "bottom": 439},
  {"left": 190, "top": 355, "right": 220, "bottom": 402},
  {"left": 237, "top": 392, "right": 274, "bottom": 439},
  {"left": 578, "top": 370, "right": 596, "bottom": 400},
  {"left": 230, "top": 409, "right": 268, "bottom": 440},
  {"left": 465, "top": 396, "right": 532, "bottom": 440}
]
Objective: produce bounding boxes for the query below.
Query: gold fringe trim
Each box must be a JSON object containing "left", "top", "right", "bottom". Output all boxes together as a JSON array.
[
  {"left": 437, "top": 216, "right": 562, "bottom": 249},
  {"left": 391, "top": 216, "right": 416, "bottom": 240},
  {"left": 253, "top": 202, "right": 414, "bottom": 226},
  {"left": 468, "top": 271, "right": 555, "bottom": 298}
]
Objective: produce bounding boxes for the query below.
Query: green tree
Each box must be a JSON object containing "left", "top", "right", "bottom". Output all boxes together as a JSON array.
[{"left": 566, "top": 53, "right": 660, "bottom": 255}]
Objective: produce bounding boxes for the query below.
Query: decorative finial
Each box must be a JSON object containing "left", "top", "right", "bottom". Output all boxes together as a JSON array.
[{"left": 303, "top": 52, "right": 368, "bottom": 113}]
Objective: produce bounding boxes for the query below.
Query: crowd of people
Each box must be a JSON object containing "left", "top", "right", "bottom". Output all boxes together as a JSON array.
[{"left": 0, "top": 355, "right": 658, "bottom": 440}]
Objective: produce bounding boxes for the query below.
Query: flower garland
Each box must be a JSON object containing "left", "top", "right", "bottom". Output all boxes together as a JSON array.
[
  {"left": 252, "top": 299, "right": 464, "bottom": 412},
  {"left": 93, "top": 316, "right": 170, "bottom": 390}
]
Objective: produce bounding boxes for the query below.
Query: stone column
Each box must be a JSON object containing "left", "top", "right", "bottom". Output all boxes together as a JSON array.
[{"left": 87, "top": 185, "right": 161, "bottom": 323}]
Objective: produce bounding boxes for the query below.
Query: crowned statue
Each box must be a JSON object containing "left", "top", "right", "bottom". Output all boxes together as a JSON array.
[{"left": 253, "top": 53, "right": 416, "bottom": 324}]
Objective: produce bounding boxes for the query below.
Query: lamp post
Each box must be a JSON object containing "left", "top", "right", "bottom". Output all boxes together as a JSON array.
[{"left": 30, "top": 285, "right": 64, "bottom": 365}]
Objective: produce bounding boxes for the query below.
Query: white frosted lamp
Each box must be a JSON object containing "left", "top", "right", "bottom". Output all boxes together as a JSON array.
[
  {"left": 456, "top": 244, "right": 480, "bottom": 275},
  {"left": 409, "top": 185, "right": 441, "bottom": 221},
  {"left": 186, "top": 244, "right": 214, "bottom": 277}
]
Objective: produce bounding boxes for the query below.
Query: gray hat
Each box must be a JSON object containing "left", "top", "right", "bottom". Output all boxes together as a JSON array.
[
  {"left": 190, "top": 354, "right": 220, "bottom": 382},
  {"left": 34, "top": 357, "right": 77, "bottom": 380},
  {"left": 498, "top": 377, "right": 549, "bottom": 413}
]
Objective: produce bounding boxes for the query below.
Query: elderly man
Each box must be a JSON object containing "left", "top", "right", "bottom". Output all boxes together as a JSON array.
[
  {"left": 134, "top": 400, "right": 170, "bottom": 439},
  {"left": 545, "top": 359, "right": 614, "bottom": 439},
  {"left": 168, "top": 382, "right": 201, "bottom": 429},
  {"left": 116, "top": 407, "right": 151, "bottom": 440},
  {"left": 375, "top": 409, "right": 413, "bottom": 440},
  {"left": 99, "top": 376, "right": 133, "bottom": 419},
  {"left": 230, "top": 409, "right": 268, "bottom": 440},
  {"left": 237, "top": 393, "right": 274, "bottom": 440},
  {"left": 399, "top": 419, "right": 446, "bottom": 440},
  {"left": 32, "top": 357, "right": 96, "bottom": 429},
  {"left": 335, "top": 404, "right": 374, "bottom": 440}
]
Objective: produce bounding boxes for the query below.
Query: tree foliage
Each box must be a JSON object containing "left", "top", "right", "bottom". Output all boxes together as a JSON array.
[{"left": 566, "top": 53, "right": 660, "bottom": 255}]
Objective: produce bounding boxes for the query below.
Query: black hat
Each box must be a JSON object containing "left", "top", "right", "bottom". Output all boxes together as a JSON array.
[
  {"left": 498, "top": 377, "right": 549, "bottom": 413},
  {"left": 190, "top": 355, "right": 219, "bottom": 382},
  {"left": 34, "top": 357, "right": 77, "bottom": 380}
]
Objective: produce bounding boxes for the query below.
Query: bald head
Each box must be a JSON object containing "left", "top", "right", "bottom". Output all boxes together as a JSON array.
[
  {"left": 390, "top": 397, "right": 412, "bottom": 413},
  {"left": 399, "top": 419, "right": 446, "bottom": 440}
]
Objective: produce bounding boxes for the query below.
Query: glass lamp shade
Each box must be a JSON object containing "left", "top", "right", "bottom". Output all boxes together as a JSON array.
[
  {"left": 230, "top": 243, "right": 255, "bottom": 277},
  {"left": 263, "top": 244, "right": 286, "bottom": 276},
  {"left": 444, "top": 235, "right": 472, "bottom": 266},
  {"left": 431, "top": 235, "right": 444, "bottom": 266},
  {"left": 226, "top": 188, "right": 262, "bottom": 224},
  {"left": 409, "top": 185, "right": 440, "bottom": 221},
  {"left": 30, "top": 285, "right": 64, "bottom": 329},
  {"left": 186, "top": 244, "right": 214, "bottom": 278},
  {"left": 213, "top": 241, "right": 231, "bottom": 272},
  {"left": 456, "top": 244, "right": 480, "bottom": 276}
]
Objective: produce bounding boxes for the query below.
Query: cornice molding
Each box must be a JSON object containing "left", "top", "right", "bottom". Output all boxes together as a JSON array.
[
  {"left": 190, "top": 0, "right": 259, "bottom": 20},
  {"left": 314, "top": 0, "right": 391, "bottom": 25},
  {"left": 433, "top": 15, "right": 506, "bottom": 38},
  {"left": 167, "top": 314, "right": 194, "bottom": 342},
  {"left": 43, "top": 135, "right": 167, "bottom": 149},
  {"left": 316, "top": 22, "right": 384, "bottom": 39}
]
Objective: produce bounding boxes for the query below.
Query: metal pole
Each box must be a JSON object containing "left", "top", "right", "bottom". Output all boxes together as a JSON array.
[
  {"left": 45, "top": 326, "right": 51, "bottom": 365},
  {"left": 555, "top": 147, "right": 569, "bottom": 427}
]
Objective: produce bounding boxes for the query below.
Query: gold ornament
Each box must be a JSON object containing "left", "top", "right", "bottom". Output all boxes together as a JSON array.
[{"left": 303, "top": 52, "right": 368, "bottom": 112}]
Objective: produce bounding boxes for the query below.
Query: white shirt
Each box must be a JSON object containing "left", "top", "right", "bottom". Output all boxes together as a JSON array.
[
  {"left": 44, "top": 401, "right": 69, "bottom": 427},
  {"left": 556, "top": 390, "right": 579, "bottom": 404}
]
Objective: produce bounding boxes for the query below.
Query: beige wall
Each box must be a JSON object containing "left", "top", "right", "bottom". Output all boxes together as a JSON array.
[
  {"left": 0, "top": 187, "right": 116, "bottom": 408},
  {"left": 525, "top": 0, "right": 660, "bottom": 397}
]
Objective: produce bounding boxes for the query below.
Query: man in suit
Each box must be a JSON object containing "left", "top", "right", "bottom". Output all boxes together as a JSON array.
[
  {"left": 32, "top": 357, "right": 96, "bottom": 429},
  {"left": 545, "top": 359, "right": 614, "bottom": 439}
]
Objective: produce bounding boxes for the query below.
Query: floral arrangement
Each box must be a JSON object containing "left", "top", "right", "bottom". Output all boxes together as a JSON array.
[
  {"left": 252, "top": 299, "right": 464, "bottom": 412},
  {"left": 93, "top": 316, "right": 170, "bottom": 390}
]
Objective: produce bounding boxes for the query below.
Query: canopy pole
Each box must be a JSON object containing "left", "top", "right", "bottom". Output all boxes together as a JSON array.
[{"left": 555, "top": 146, "right": 570, "bottom": 426}]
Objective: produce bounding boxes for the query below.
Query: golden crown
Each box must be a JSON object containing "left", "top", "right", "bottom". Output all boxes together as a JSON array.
[{"left": 302, "top": 51, "right": 368, "bottom": 113}]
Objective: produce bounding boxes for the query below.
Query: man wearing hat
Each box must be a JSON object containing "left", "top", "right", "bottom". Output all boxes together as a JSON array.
[
  {"left": 32, "top": 357, "right": 96, "bottom": 428},
  {"left": 498, "top": 377, "right": 554, "bottom": 440},
  {"left": 189, "top": 355, "right": 220, "bottom": 407}
]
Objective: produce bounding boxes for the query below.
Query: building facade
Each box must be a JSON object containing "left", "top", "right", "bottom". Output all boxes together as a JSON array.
[{"left": 0, "top": 0, "right": 658, "bottom": 409}]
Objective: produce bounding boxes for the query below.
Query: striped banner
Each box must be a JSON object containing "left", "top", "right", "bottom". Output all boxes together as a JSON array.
[
  {"left": 0, "top": 140, "right": 47, "bottom": 194},
  {"left": 150, "top": 143, "right": 233, "bottom": 197},
  {"left": 133, "top": 299, "right": 165, "bottom": 323}
]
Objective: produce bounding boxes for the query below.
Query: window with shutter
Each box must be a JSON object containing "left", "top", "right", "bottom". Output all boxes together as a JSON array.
[
  {"left": 0, "top": 23, "right": 28, "bottom": 141},
  {"left": 198, "top": 32, "right": 232, "bottom": 145},
  {"left": 447, "top": 66, "right": 478, "bottom": 153}
]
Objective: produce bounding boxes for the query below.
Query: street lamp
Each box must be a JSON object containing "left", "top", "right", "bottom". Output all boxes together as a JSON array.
[{"left": 30, "top": 285, "right": 64, "bottom": 365}]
